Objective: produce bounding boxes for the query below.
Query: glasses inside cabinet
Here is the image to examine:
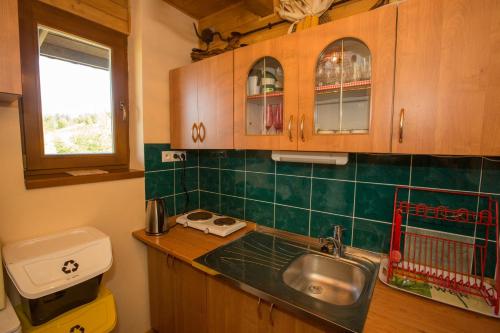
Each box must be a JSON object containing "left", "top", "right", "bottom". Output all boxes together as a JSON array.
[
  {"left": 246, "top": 57, "right": 284, "bottom": 136},
  {"left": 314, "top": 38, "right": 372, "bottom": 135}
]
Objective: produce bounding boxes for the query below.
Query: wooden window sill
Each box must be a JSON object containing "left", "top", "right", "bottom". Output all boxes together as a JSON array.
[{"left": 25, "top": 169, "right": 144, "bottom": 189}]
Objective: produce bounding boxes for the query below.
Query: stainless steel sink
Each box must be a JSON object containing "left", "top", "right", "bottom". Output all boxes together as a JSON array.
[{"left": 282, "top": 253, "right": 371, "bottom": 306}]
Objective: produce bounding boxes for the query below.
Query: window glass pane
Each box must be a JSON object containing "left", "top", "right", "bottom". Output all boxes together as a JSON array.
[{"left": 38, "top": 26, "right": 113, "bottom": 155}]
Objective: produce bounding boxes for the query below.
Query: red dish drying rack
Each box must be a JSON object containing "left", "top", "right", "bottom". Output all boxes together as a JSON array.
[{"left": 388, "top": 187, "right": 500, "bottom": 315}]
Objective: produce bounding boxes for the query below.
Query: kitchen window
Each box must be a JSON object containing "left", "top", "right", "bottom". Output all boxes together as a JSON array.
[{"left": 18, "top": 0, "right": 139, "bottom": 188}]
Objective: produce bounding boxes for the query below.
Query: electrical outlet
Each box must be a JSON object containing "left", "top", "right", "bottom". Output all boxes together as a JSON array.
[{"left": 161, "top": 150, "right": 186, "bottom": 163}]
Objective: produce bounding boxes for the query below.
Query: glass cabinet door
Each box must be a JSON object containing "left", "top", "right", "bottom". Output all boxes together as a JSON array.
[
  {"left": 246, "top": 57, "right": 284, "bottom": 135},
  {"left": 314, "top": 38, "right": 371, "bottom": 134}
]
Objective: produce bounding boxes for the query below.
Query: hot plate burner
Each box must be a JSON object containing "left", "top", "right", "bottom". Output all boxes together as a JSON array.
[
  {"left": 213, "top": 217, "right": 236, "bottom": 226},
  {"left": 187, "top": 211, "right": 213, "bottom": 221}
]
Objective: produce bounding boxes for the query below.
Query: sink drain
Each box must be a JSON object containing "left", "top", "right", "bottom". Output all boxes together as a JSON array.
[{"left": 307, "top": 284, "right": 323, "bottom": 294}]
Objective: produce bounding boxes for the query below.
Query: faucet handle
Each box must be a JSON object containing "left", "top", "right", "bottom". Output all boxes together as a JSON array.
[{"left": 332, "top": 225, "right": 345, "bottom": 239}]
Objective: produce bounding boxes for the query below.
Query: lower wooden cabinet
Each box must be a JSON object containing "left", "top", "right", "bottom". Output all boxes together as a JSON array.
[
  {"left": 147, "top": 248, "right": 207, "bottom": 333},
  {"left": 147, "top": 248, "right": 331, "bottom": 333}
]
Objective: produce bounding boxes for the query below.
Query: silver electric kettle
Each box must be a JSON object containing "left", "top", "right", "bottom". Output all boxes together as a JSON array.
[{"left": 145, "top": 199, "right": 169, "bottom": 235}]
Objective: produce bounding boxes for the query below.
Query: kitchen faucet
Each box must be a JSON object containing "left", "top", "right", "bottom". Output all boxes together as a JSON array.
[{"left": 320, "top": 225, "right": 345, "bottom": 258}]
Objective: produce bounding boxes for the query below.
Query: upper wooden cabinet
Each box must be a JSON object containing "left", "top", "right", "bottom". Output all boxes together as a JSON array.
[
  {"left": 0, "top": 0, "right": 22, "bottom": 103},
  {"left": 392, "top": 0, "right": 500, "bottom": 155},
  {"left": 234, "top": 34, "right": 299, "bottom": 150},
  {"left": 297, "top": 4, "right": 397, "bottom": 153},
  {"left": 170, "top": 51, "right": 234, "bottom": 149},
  {"left": 234, "top": 4, "right": 397, "bottom": 153}
]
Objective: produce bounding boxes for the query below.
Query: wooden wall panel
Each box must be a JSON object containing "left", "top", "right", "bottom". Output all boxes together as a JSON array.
[
  {"left": 39, "top": 0, "right": 130, "bottom": 34},
  {"left": 198, "top": 0, "right": 380, "bottom": 50}
]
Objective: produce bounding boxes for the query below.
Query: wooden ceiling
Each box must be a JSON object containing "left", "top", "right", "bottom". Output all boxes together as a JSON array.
[{"left": 163, "top": 0, "right": 274, "bottom": 19}]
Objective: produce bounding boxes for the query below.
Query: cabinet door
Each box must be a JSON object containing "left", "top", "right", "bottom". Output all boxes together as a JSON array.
[
  {"left": 207, "top": 277, "right": 269, "bottom": 333},
  {"left": 0, "top": 0, "right": 22, "bottom": 102},
  {"left": 170, "top": 63, "right": 199, "bottom": 149},
  {"left": 173, "top": 258, "right": 208, "bottom": 333},
  {"left": 393, "top": 0, "right": 500, "bottom": 155},
  {"left": 297, "top": 4, "right": 397, "bottom": 152},
  {"left": 147, "top": 248, "right": 175, "bottom": 333},
  {"left": 269, "top": 306, "right": 330, "bottom": 333},
  {"left": 197, "top": 51, "right": 234, "bottom": 149},
  {"left": 234, "top": 34, "right": 299, "bottom": 150}
]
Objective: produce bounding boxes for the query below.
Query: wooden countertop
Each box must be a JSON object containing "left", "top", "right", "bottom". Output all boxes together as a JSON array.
[{"left": 133, "top": 220, "right": 500, "bottom": 333}]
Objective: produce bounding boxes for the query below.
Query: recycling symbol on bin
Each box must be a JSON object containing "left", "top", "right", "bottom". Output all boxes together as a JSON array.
[
  {"left": 61, "top": 259, "right": 79, "bottom": 274},
  {"left": 69, "top": 324, "right": 85, "bottom": 333}
]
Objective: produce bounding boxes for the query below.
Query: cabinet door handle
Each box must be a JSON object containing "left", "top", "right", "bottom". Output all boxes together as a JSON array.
[
  {"left": 191, "top": 123, "right": 199, "bottom": 142},
  {"left": 398, "top": 108, "right": 405, "bottom": 143},
  {"left": 257, "top": 298, "right": 262, "bottom": 319},
  {"left": 199, "top": 122, "right": 206, "bottom": 142},
  {"left": 269, "top": 303, "right": 275, "bottom": 326},
  {"left": 300, "top": 114, "right": 305, "bottom": 142},
  {"left": 287, "top": 115, "right": 293, "bottom": 142}
]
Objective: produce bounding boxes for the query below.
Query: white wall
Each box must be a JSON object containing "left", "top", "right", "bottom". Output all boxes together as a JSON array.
[{"left": 0, "top": 0, "right": 197, "bottom": 332}]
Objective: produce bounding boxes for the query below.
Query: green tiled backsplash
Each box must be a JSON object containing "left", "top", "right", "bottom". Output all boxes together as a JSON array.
[{"left": 145, "top": 144, "right": 499, "bottom": 277}]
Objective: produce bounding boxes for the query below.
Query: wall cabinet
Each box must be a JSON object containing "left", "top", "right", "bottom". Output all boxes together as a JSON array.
[
  {"left": 392, "top": 0, "right": 500, "bottom": 155},
  {"left": 234, "top": 34, "right": 299, "bottom": 150},
  {"left": 0, "top": 0, "right": 22, "bottom": 103},
  {"left": 148, "top": 248, "right": 330, "bottom": 333},
  {"left": 297, "top": 4, "right": 397, "bottom": 153},
  {"left": 170, "top": 0, "right": 500, "bottom": 156},
  {"left": 234, "top": 4, "right": 396, "bottom": 152},
  {"left": 170, "top": 51, "right": 233, "bottom": 149}
]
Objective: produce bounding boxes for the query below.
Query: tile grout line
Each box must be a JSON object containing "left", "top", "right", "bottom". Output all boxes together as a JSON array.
[
  {"left": 351, "top": 153, "right": 357, "bottom": 247},
  {"left": 273, "top": 160, "right": 277, "bottom": 229},
  {"left": 244, "top": 151, "right": 247, "bottom": 220},
  {"left": 308, "top": 163, "right": 313, "bottom": 237},
  {"left": 173, "top": 154, "right": 177, "bottom": 214},
  {"left": 404, "top": 155, "right": 414, "bottom": 233},
  {"left": 472, "top": 157, "right": 484, "bottom": 247}
]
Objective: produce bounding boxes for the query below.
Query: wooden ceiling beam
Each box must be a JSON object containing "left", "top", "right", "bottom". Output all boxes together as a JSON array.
[{"left": 243, "top": 0, "right": 275, "bottom": 17}]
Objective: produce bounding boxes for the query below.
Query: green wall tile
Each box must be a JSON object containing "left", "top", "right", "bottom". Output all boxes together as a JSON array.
[
  {"left": 276, "top": 175, "right": 311, "bottom": 208},
  {"left": 175, "top": 167, "right": 198, "bottom": 193},
  {"left": 310, "top": 211, "right": 352, "bottom": 244},
  {"left": 174, "top": 150, "right": 198, "bottom": 168},
  {"left": 481, "top": 158, "right": 500, "bottom": 194},
  {"left": 199, "top": 150, "right": 220, "bottom": 168},
  {"left": 221, "top": 170, "right": 245, "bottom": 197},
  {"left": 175, "top": 191, "right": 199, "bottom": 215},
  {"left": 352, "top": 219, "right": 391, "bottom": 253},
  {"left": 245, "top": 200, "right": 274, "bottom": 227},
  {"left": 355, "top": 183, "right": 407, "bottom": 222},
  {"left": 220, "top": 150, "right": 245, "bottom": 170},
  {"left": 277, "top": 161, "right": 311, "bottom": 176},
  {"left": 275, "top": 205, "right": 309, "bottom": 235},
  {"left": 145, "top": 143, "right": 172, "bottom": 171},
  {"left": 220, "top": 195, "right": 245, "bottom": 219},
  {"left": 199, "top": 167, "right": 219, "bottom": 192},
  {"left": 200, "top": 191, "right": 220, "bottom": 213},
  {"left": 411, "top": 156, "right": 481, "bottom": 191},
  {"left": 145, "top": 170, "right": 174, "bottom": 199},
  {"left": 357, "top": 154, "right": 410, "bottom": 185},
  {"left": 311, "top": 178, "right": 354, "bottom": 216},
  {"left": 246, "top": 151, "right": 274, "bottom": 173},
  {"left": 246, "top": 172, "right": 275, "bottom": 202},
  {"left": 313, "top": 153, "right": 356, "bottom": 180}
]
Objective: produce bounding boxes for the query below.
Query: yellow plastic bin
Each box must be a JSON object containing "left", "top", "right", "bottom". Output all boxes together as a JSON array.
[{"left": 15, "top": 286, "right": 116, "bottom": 333}]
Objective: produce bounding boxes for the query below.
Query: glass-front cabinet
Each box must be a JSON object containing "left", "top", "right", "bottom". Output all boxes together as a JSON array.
[
  {"left": 297, "top": 4, "right": 397, "bottom": 152},
  {"left": 234, "top": 34, "right": 298, "bottom": 150},
  {"left": 246, "top": 57, "right": 284, "bottom": 136},
  {"left": 315, "top": 38, "right": 371, "bottom": 135}
]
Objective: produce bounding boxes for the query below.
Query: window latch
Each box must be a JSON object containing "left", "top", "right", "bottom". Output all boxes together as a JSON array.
[{"left": 120, "top": 102, "right": 127, "bottom": 121}]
